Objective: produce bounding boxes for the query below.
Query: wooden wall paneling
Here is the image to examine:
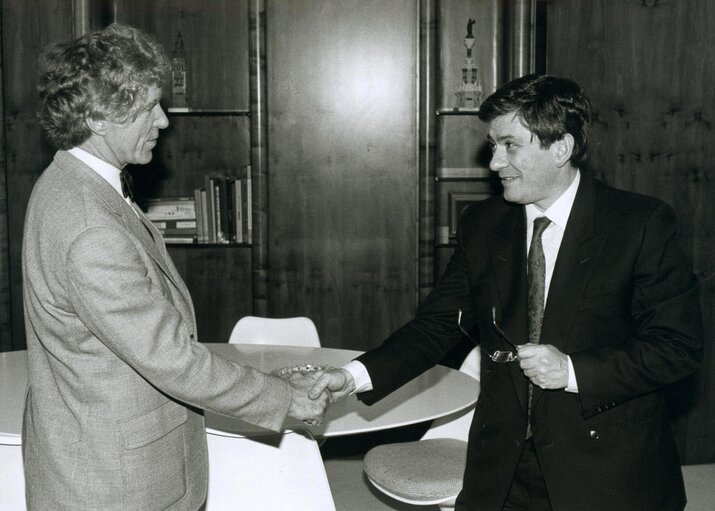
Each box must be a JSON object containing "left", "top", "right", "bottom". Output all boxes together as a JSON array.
[
  {"left": 0, "top": 9, "right": 9, "bottom": 350},
  {"left": 266, "top": 0, "right": 419, "bottom": 350},
  {"left": 167, "top": 246, "right": 252, "bottom": 342},
  {"left": 545, "top": 0, "right": 715, "bottom": 464},
  {"left": 2, "top": 0, "right": 74, "bottom": 350}
]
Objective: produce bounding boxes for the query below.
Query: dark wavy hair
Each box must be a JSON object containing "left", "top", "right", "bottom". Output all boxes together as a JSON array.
[
  {"left": 478, "top": 74, "right": 592, "bottom": 167},
  {"left": 37, "top": 23, "right": 170, "bottom": 150}
]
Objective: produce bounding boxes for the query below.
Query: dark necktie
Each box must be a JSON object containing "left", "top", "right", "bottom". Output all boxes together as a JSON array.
[
  {"left": 526, "top": 216, "right": 551, "bottom": 438},
  {"left": 120, "top": 169, "right": 134, "bottom": 202}
]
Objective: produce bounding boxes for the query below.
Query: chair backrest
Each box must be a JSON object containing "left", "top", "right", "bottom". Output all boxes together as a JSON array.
[
  {"left": 0, "top": 442, "right": 26, "bottom": 511},
  {"left": 205, "top": 430, "right": 335, "bottom": 510},
  {"left": 421, "top": 348, "right": 480, "bottom": 442},
  {"left": 228, "top": 316, "right": 321, "bottom": 347}
]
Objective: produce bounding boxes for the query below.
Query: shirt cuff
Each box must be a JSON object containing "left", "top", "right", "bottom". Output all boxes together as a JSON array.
[
  {"left": 565, "top": 355, "right": 579, "bottom": 393},
  {"left": 342, "top": 360, "right": 373, "bottom": 393}
]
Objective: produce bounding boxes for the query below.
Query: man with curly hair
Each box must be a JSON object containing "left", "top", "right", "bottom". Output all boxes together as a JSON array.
[{"left": 22, "top": 23, "right": 328, "bottom": 510}]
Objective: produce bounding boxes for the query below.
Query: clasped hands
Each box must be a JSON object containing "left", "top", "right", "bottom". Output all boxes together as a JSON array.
[
  {"left": 517, "top": 343, "right": 569, "bottom": 389},
  {"left": 288, "top": 369, "right": 355, "bottom": 426},
  {"left": 285, "top": 368, "right": 356, "bottom": 428}
]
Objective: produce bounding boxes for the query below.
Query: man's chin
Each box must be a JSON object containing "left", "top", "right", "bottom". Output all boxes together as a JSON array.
[{"left": 134, "top": 151, "right": 154, "bottom": 165}]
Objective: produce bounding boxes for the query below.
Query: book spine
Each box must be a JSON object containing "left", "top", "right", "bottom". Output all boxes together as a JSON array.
[
  {"left": 194, "top": 189, "right": 204, "bottom": 243},
  {"left": 200, "top": 189, "right": 209, "bottom": 243},
  {"left": 203, "top": 175, "right": 216, "bottom": 243},
  {"left": 216, "top": 177, "right": 229, "bottom": 243},
  {"left": 233, "top": 177, "right": 243, "bottom": 243},
  {"left": 245, "top": 165, "right": 252, "bottom": 244}
]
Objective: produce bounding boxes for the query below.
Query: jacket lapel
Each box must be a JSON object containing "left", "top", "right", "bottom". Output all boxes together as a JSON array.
[
  {"left": 57, "top": 152, "right": 193, "bottom": 316},
  {"left": 533, "top": 175, "right": 607, "bottom": 406},
  {"left": 487, "top": 205, "right": 530, "bottom": 412}
]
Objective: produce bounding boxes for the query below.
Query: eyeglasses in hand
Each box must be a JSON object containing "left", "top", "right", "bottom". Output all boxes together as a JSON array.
[{"left": 457, "top": 307, "right": 519, "bottom": 363}]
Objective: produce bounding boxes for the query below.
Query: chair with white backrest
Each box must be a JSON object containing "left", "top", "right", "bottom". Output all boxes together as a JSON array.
[
  {"left": 228, "top": 316, "right": 321, "bottom": 347},
  {"left": 0, "top": 435, "right": 26, "bottom": 511},
  {"left": 205, "top": 315, "right": 334, "bottom": 510},
  {"left": 362, "top": 348, "right": 481, "bottom": 509}
]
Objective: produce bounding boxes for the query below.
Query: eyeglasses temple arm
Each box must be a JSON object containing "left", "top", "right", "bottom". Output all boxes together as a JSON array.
[{"left": 490, "top": 306, "right": 520, "bottom": 351}]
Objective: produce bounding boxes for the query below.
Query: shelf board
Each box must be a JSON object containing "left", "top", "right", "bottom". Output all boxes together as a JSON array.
[
  {"left": 436, "top": 108, "right": 480, "bottom": 116},
  {"left": 166, "top": 242, "right": 252, "bottom": 248},
  {"left": 436, "top": 167, "right": 491, "bottom": 180},
  {"left": 167, "top": 108, "right": 250, "bottom": 116}
]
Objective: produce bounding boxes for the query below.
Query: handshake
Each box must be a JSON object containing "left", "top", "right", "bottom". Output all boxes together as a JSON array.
[{"left": 284, "top": 368, "right": 356, "bottom": 427}]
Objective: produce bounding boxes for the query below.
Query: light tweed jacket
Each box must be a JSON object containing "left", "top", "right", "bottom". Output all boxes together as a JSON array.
[{"left": 21, "top": 151, "right": 292, "bottom": 510}]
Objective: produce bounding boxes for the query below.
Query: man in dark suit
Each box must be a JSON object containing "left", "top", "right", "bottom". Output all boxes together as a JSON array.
[{"left": 311, "top": 74, "right": 703, "bottom": 510}]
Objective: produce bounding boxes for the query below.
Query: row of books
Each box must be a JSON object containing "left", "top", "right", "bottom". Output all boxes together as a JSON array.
[{"left": 144, "top": 168, "right": 252, "bottom": 244}]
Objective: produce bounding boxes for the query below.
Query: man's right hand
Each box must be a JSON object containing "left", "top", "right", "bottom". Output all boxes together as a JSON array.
[
  {"left": 286, "top": 373, "right": 330, "bottom": 426},
  {"left": 309, "top": 368, "right": 355, "bottom": 402}
]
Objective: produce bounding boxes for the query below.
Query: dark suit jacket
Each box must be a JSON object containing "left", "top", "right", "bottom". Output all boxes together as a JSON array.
[{"left": 357, "top": 175, "right": 702, "bottom": 511}]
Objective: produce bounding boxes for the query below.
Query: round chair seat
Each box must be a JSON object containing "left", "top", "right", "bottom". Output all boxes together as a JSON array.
[{"left": 363, "top": 438, "right": 468, "bottom": 503}]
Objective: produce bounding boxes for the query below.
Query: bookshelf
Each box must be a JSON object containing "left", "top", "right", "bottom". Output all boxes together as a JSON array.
[{"left": 115, "top": 0, "right": 258, "bottom": 341}]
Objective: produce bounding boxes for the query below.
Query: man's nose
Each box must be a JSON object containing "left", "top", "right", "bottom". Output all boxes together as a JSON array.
[
  {"left": 155, "top": 106, "right": 169, "bottom": 129},
  {"left": 489, "top": 147, "right": 508, "bottom": 172}
]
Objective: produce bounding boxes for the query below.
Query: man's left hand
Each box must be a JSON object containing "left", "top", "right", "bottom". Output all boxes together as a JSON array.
[{"left": 517, "top": 344, "right": 568, "bottom": 389}]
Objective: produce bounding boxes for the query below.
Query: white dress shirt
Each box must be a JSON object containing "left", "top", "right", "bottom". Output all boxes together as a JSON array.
[{"left": 345, "top": 171, "right": 582, "bottom": 393}]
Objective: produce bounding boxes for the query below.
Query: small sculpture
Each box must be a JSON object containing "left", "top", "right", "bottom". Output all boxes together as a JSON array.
[
  {"left": 455, "top": 18, "right": 483, "bottom": 110},
  {"left": 172, "top": 32, "right": 187, "bottom": 109}
]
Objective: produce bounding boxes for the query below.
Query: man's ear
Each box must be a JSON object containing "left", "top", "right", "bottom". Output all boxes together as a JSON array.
[
  {"left": 552, "top": 134, "right": 574, "bottom": 167},
  {"left": 86, "top": 117, "right": 107, "bottom": 135}
]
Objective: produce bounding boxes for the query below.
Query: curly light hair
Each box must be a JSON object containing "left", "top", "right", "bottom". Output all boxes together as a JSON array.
[{"left": 38, "top": 23, "right": 170, "bottom": 150}]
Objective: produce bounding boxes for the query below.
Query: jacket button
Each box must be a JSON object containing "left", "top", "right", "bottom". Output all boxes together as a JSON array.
[
  {"left": 589, "top": 430, "right": 599, "bottom": 439},
  {"left": 189, "top": 334, "right": 195, "bottom": 340}
]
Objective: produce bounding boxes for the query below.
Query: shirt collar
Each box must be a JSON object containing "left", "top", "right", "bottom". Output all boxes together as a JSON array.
[
  {"left": 525, "top": 170, "right": 581, "bottom": 229},
  {"left": 68, "top": 146, "right": 124, "bottom": 198}
]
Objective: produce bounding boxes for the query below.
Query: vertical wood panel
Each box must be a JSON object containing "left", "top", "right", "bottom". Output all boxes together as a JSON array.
[
  {"left": 167, "top": 246, "right": 252, "bottom": 342},
  {"left": 2, "top": 0, "right": 74, "bottom": 351},
  {"left": 0, "top": 8, "right": 9, "bottom": 350},
  {"left": 546, "top": 0, "right": 715, "bottom": 464},
  {"left": 267, "top": 0, "right": 418, "bottom": 350}
]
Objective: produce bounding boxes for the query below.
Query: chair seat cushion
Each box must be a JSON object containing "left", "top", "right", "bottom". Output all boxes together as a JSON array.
[{"left": 362, "top": 438, "right": 468, "bottom": 502}]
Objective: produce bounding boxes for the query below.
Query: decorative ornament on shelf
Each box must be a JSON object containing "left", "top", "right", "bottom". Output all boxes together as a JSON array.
[
  {"left": 454, "top": 18, "right": 483, "bottom": 111},
  {"left": 171, "top": 32, "right": 188, "bottom": 112}
]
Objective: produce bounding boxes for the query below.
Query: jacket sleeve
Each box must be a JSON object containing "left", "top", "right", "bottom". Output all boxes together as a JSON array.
[
  {"left": 356, "top": 217, "right": 476, "bottom": 404},
  {"left": 571, "top": 202, "right": 703, "bottom": 418},
  {"left": 65, "top": 225, "right": 292, "bottom": 431}
]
